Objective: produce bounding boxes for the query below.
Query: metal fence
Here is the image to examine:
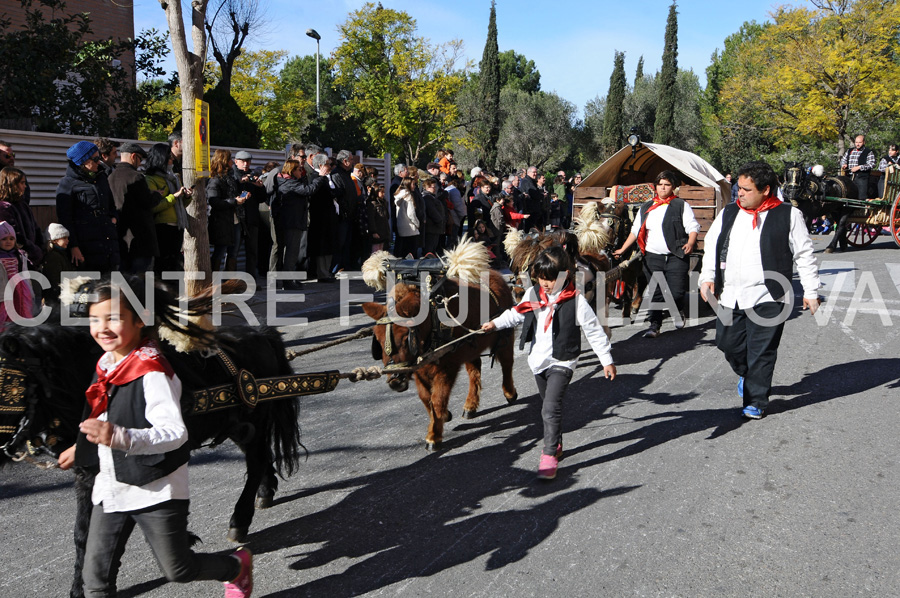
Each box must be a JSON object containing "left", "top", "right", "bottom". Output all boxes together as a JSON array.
[{"left": 0, "top": 128, "right": 392, "bottom": 229}]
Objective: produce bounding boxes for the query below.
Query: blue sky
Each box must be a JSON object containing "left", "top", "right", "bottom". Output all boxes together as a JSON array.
[{"left": 134, "top": 0, "right": 791, "bottom": 117}]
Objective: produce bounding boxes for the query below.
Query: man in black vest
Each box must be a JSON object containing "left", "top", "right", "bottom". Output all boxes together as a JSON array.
[
  {"left": 699, "top": 161, "right": 820, "bottom": 420},
  {"left": 613, "top": 171, "right": 700, "bottom": 338}
]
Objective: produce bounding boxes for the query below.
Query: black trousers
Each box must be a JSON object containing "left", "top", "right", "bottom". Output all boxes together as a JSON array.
[
  {"left": 715, "top": 302, "right": 786, "bottom": 410},
  {"left": 535, "top": 366, "right": 574, "bottom": 456},
  {"left": 643, "top": 251, "right": 690, "bottom": 326}
]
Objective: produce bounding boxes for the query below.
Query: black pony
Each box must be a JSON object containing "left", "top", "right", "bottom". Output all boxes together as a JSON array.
[
  {"left": 782, "top": 161, "right": 858, "bottom": 252},
  {"left": 0, "top": 283, "right": 305, "bottom": 597}
]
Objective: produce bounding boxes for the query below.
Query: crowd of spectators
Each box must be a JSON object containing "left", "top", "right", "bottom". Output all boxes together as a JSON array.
[{"left": 0, "top": 136, "right": 591, "bottom": 308}]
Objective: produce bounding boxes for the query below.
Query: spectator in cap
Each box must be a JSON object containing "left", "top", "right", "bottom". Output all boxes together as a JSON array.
[
  {"left": 144, "top": 143, "right": 192, "bottom": 275},
  {"left": 55, "top": 141, "right": 119, "bottom": 272},
  {"left": 0, "top": 167, "right": 44, "bottom": 266},
  {"left": 108, "top": 142, "right": 160, "bottom": 274},
  {"left": 233, "top": 150, "right": 264, "bottom": 279},
  {"left": 39, "top": 223, "right": 73, "bottom": 304}
]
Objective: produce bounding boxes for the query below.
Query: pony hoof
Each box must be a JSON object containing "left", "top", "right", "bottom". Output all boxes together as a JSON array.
[
  {"left": 506, "top": 392, "right": 519, "bottom": 404},
  {"left": 425, "top": 440, "right": 442, "bottom": 452},
  {"left": 227, "top": 527, "right": 248, "bottom": 543},
  {"left": 461, "top": 409, "right": 477, "bottom": 419},
  {"left": 255, "top": 495, "right": 273, "bottom": 509},
  {"left": 443, "top": 411, "right": 452, "bottom": 423}
]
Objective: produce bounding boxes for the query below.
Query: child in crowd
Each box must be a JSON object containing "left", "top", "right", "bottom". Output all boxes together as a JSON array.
[
  {"left": 0, "top": 220, "right": 32, "bottom": 325},
  {"left": 482, "top": 246, "right": 616, "bottom": 480},
  {"left": 40, "top": 223, "right": 74, "bottom": 304},
  {"left": 57, "top": 277, "right": 254, "bottom": 597},
  {"left": 549, "top": 193, "right": 563, "bottom": 229},
  {"left": 816, "top": 216, "right": 833, "bottom": 235}
]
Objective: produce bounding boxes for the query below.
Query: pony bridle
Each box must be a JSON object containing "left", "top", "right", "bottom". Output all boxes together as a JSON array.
[{"left": 372, "top": 315, "right": 421, "bottom": 371}]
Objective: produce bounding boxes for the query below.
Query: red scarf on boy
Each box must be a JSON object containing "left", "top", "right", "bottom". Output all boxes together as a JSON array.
[
  {"left": 514, "top": 280, "right": 578, "bottom": 332},
  {"left": 736, "top": 195, "right": 782, "bottom": 229},
  {"left": 85, "top": 339, "right": 174, "bottom": 419},
  {"left": 636, "top": 195, "right": 673, "bottom": 253}
]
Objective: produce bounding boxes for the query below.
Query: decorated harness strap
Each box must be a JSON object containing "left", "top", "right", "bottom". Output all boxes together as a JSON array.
[{"left": 190, "top": 368, "right": 340, "bottom": 415}]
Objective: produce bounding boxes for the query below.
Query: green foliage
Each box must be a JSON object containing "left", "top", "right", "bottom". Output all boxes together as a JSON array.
[
  {"left": 497, "top": 88, "right": 575, "bottom": 172},
  {"left": 634, "top": 56, "right": 644, "bottom": 85},
  {"left": 479, "top": 1, "right": 501, "bottom": 169},
  {"left": 277, "top": 54, "right": 372, "bottom": 152},
  {"left": 654, "top": 1, "right": 679, "bottom": 145},
  {"left": 602, "top": 51, "right": 627, "bottom": 157},
  {"left": 498, "top": 49, "right": 541, "bottom": 93},
  {"left": 204, "top": 81, "right": 261, "bottom": 148},
  {"left": 718, "top": 0, "right": 900, "bottom": 163},
  {"left": 333, "top": 2, "right": 466, "bottom": 165},
  {"left": 0, "top": 0, "right": 170, "bottom": 137}
]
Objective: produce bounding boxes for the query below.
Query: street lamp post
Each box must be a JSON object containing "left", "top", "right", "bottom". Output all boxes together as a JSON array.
[{"left": 306, "top": 28, "right": 321, "bottom": 118}]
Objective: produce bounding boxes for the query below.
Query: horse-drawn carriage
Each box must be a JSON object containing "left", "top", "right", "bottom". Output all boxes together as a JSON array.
[
  {"left": 572, "top": 141, "right": 729, "bottom": 265},
  {"left": 783, "top": 163, "right": 900, "bottom": 249}
]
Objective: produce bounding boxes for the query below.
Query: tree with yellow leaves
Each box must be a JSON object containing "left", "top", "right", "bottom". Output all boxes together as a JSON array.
[
  {"left": 719, "top": 0, "right": 900, "bottom": 158},
  {"left": 333, "top": 2, "right": 466, "bottom": 165}
]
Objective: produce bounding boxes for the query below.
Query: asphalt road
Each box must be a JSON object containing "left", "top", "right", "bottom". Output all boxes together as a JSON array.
[{"left": 2, "top": 232, "right": 900, "bottom": 597}]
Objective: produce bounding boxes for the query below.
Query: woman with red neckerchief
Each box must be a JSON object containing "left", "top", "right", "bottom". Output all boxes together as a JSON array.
[{"left": 613, "top": 170, "right": 700, "bottom": 338}]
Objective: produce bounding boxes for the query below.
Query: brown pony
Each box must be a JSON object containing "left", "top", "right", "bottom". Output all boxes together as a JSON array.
[
  {"left": 361, "top": 239, "right": 517, "bottom": 451},
  {"left": 577, "top": 200, "right": 646, "bottom": 320}
]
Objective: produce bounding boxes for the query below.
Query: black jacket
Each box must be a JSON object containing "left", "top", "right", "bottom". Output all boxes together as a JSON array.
[
  {"left": 55, "top": 162, "right": 119, "bottom": 271},
  {"left": 423, "top": 191, "right": 446, "bottom": 235},
  {"left": 206, "top": 174, "right": 240, "bottom": 247},
  {"left": 272, "top": 174, "right": 326, "bottom": 231},
  {"left": 232, "top": 165, "right": 263, "bottom": 227},
  {"left": 108, "top": 162, "right": 161, "bottom": 258},
  {"left": 332, "top": 164, "right": 361, "bottom": 222}
]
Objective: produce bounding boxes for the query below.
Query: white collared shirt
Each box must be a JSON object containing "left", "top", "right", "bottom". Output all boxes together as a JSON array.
[
  {"left": 699, "top": 204, "right": 820, "bottom": 309},
  {"left": 492, "top": 288, "right": 614, "bottom": 375},
  {"left": 91, "top": 351, "right": 188, "bottom": 513},
  {"left": 630, "top": 200, "right": 701, "bottom": 255}
]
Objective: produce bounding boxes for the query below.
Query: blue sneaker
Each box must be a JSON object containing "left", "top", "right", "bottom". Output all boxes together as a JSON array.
[
  {"left": 742, "top": 405, "right": 764, "bottom": 419},
  {"left": 738, "top": 376, "right": 744, "bottom": 399}
]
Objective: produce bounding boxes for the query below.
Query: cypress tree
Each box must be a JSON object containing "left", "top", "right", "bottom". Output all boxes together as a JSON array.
[
  {"left": 479, "top": 0, "right": 501, "bottom": 169},
  {"left": 602, "top": 51, "right": 627, "bottom": 157},
  {"left": 654, "top": 1, "right": 678, "bottom": 145},
  {"left": 635, "top": 55, "right": 644, "bottom": 85}
]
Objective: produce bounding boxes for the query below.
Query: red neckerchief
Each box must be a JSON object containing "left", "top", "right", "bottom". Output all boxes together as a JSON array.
[
  {"left": 514, "top": 281, "right": 578, "bottom": 332},
  {"left": 737, "top": 196, "right": 782, "bottom": 229},
  {"left": 636, "top": 195, "right": 673, "bottom": 253},
  {"left": 85, "top": 339, "right": 174, "bottom": 419}
]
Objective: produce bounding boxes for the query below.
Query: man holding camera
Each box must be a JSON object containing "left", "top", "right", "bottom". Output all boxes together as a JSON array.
[{"left": 233, "top": 150, "right": 265, "bottom": 279}]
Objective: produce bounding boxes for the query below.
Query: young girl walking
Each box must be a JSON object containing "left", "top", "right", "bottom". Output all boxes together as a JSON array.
[
  {"left": 0, "top": 220, "right": 33, "bottom": 325},
  {"left": 58, "top": 277, "right": 253, "bottom": 597},
  {"left": 482, "top": 245, "right": 616, "bottom": 480}
]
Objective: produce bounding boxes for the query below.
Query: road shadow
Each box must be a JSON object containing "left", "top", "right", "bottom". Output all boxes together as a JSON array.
[{"left": 768, "top": 358, "right": 900, "bottom": 415}]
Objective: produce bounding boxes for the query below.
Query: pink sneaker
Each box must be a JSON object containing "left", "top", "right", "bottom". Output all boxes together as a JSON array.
[
  {"left": 555, "top": 443, "right": 563, "bottom": 460},
  {"left": 537, "top": 454, "right": 558, "bottom": 480},
  {"left": 224, "top": 547, "right": 253, "bottom": 598}
]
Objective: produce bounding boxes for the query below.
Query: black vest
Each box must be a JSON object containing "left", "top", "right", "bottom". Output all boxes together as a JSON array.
[
  {"left": 714, "top": 202, "right": 793, "bottom": 300},
  {"left": 75, "top": 376, "right": 190, "bottom": 487},
  {"left": 518, "top": 287, "right": 581, "bottom": 360},
  {"left": 639, "top": 197, "right": 689, "bottom": 258}
]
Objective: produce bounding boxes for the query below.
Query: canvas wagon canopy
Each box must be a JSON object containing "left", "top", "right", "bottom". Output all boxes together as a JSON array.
[{"left": 577, "top": 142, "right": 730, "bottom": 205}]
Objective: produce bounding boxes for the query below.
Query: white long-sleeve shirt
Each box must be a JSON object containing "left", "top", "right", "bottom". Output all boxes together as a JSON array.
[
  {"left": 394, "top": 189, "right": 420, "bottom": 237},
  {"left": 629, "top": 200, "right": 701, "bottom": 255},
  {"left": 699, "top": 204, "right": 820, "bottom": 309},
  {"left": 92, "top": 351, "right": 188, "bottom": 513},
  {"left": 491, "top": 287, "right": 614, "bottom": 375}
]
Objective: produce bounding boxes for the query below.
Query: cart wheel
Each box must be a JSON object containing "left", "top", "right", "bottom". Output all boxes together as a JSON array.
[
  {"left": 845, "top": 223, "right": 881, "bottom": 247},
  {"left": 892, "top": 193, "right": 900, "bottom": 248}
]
